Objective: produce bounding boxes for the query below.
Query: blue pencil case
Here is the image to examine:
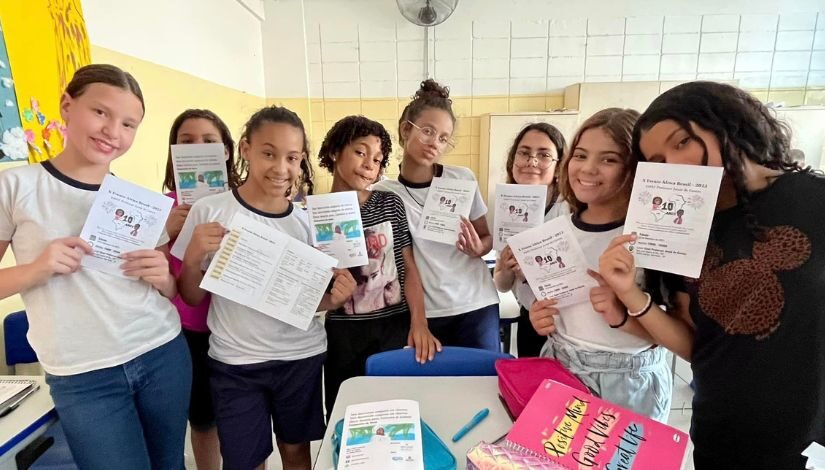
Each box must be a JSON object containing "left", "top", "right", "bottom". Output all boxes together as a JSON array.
[{"left": 331, "top": 418, "right": 456, "bottom": 470}]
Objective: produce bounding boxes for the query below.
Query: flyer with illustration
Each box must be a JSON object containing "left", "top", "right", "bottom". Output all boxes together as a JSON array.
[
  {"left": 79, "top": 175, "right": 173, "bottom": 276},
  {"left": 416, "top": 177, "right": 476, "bottom": 245},
  {"left": 493, "top": 183, "right": 547, "bottom": 251},
  {"left": 507, "top": 216, "right": 596, "bottom": 308},
  {"left": 623, "top": 162, "right": 723, "bottom": 278},
  {"left": 339, "top": 400, "right": 423, "bottom": 470},
  {"left": 306, "top": 191, "right": 368, "bottom": 269},
  {"left": 171, "top": 143, "right": 229, "bottom": 204}
]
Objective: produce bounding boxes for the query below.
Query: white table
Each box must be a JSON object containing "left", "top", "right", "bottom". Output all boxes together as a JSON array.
[
  {"left": 0, "top": 376, "right": 57, "bottom": 470},
  {"left": 314, "top": 376, "right": 513, "bottom": 470}
]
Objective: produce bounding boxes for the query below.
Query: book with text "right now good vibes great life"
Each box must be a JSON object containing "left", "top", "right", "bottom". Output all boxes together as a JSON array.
[{"left": 505, "top": 379, "right": 690, "bottom": 470}]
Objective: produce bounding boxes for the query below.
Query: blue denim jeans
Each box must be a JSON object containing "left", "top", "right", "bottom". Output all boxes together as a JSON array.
[
  {"left": 428, "top": 303, "right": 501, "bottom": 352},
  {"left": 541, "top": 334, "right": 672, "bottom": 422},
  {"left": 45, "top": 334, "right": 192, "bottom": 470}
]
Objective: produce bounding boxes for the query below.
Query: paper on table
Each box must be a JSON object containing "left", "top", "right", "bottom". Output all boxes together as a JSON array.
[
  {"left": 416, "top": 177, "right": 476, "bottom": 245},
  {"left": 492, "top": 183, "right": 547, "bottom": 251},
  {"left": 199, "top": 213, "right": 337, "bottom": 330},
  {"left": 507, "top": 216, "right": 596, "bottom": 309},
  {"left": 339, "top": 400, "right": 424, "bottom": 470},
  {"left": 79, "top": 175, "right": 173, "bottom": 276},
  {"left": 171, "top": 143, "right": 229, "bottom": 204},
  {"left": 306, "top": 191, "right": 368, "bottom": 268},
  {"left": 623, "top": 162, "right": 723, "bottom": 278}
]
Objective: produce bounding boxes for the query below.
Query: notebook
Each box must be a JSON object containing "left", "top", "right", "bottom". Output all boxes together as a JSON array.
[
  {"left": 505, "top": 379, "right": 690, "bottom": 470},
  {"left": 0, "top": 379, "right": 35, "bottom": 408}
]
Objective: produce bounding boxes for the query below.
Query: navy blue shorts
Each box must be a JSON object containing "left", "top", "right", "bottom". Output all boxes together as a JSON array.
[{"left": 208, "top": 353, "right": 326, "bottom": 470}]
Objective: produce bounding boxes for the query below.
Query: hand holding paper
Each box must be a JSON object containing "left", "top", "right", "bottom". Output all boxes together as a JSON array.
[
  {"left": 597, "top": 233, "right": 641, "bottom": 299},
  {"left": 327, "top": 269, "right": 357, "bottom": 309},
  {"left": 587, "top": 269, "right": 626, "bottom": 327},
  {"left": 31, "top": 237, "right": 92, "bottom": 280},
  {"left": 120, "top": 249, "right": 175, "bottom": 297},
  {"left": 529, "top": 299, "right": 558, "bottom": 336},
  {"left": 456, "top": 216, "right": 485, "bottom": 257}
]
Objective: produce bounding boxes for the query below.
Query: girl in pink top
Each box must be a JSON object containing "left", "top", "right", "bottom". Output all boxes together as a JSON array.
[{"left": 162, "top": 109, "right": 241, "bottom": 470}]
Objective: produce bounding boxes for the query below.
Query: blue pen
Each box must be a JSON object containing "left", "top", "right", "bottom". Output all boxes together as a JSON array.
[{"left": 451, "top": 408, "right": 490, "bottom": 442}]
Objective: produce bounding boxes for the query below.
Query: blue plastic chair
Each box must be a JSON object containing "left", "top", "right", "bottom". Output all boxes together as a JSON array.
[
  {"left": 3, "top": 311, "right": 76, "bottom": 469},
  {"left": 365, "top": 346, "right": 514, "bottom": 377},
  {"left": 4, "top": 311, "right": 38, "bottom": 368}
]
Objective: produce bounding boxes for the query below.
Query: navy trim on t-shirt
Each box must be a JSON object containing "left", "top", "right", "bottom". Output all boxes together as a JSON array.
[{"left": 232, "top": 188, "right": 293, "bottom": 219}]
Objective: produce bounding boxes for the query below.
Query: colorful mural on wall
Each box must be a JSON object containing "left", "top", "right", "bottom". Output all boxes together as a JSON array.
[{"left": 0, "top": 0, "right": 90, "bottom": 163}]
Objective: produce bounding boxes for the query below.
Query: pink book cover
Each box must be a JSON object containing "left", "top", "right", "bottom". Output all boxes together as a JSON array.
[{"left": 506, "top": 379, "right": 690, "bottom": 470}]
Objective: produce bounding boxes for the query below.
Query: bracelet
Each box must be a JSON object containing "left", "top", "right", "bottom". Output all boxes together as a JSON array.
[
  {"left": 627, "top": 292, "right": 653, "bottom": 318},
  {"left": 609, "top": 311, "right": 629, "bottom": 329}
]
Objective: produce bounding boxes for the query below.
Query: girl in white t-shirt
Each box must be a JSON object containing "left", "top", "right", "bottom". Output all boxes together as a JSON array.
[
  {"left": 374, "top": 80, "right": 500, "bottom": 351},
  {"left": 493, "top": 122, "right": 569, "bottom": 357},
  {"left": 177, "top": 105, "right": 356, "bottom": 470},
  {"left": 0, "top": 64, "right": 190, "bottom": 469},
  {"left": 529, "top": 108, "right": 673, "bottom": 422}
]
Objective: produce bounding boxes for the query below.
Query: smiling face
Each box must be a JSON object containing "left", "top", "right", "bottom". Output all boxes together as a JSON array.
[
  {"left": 566, "top": 127, "right": 631, "bottom": 210},
  {"left": 239, "top": 121, "right": 305, "bottom": 199},
  {"left": 60, "top": 83, "right": 144, "bottom": 165},
  {"left": 511, "top": 130, "right": 559, "bottom": 186},
  {"left": 332, "top": 136, "right": 385, "bottom": 191}
]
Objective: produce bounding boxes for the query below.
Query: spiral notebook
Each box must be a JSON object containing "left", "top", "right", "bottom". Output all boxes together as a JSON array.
[
  {"left": 505, "top": 379, "right": 690, "bottom": 470},
  {"left": 0, "top": 379, "right": 35, "bottom": 408}
]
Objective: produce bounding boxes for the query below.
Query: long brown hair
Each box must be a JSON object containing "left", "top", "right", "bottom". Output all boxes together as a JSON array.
[
  {"left": 559, "top": 108, "right": 640, "bottom": 215},
  {"left": 162, "top": 109, "right": 240, "bottom": 192}
]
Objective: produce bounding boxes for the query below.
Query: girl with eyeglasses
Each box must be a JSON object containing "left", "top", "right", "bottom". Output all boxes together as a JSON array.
[
  {"left": 374, "top": 80, "right": 501, "bottom": 351},
  {"left": 494, "top": 123, "right": 569, "bottom": 356}
]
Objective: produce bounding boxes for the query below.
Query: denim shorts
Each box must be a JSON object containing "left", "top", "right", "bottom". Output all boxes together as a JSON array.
[{"left": 541, "top": 334, "right": 672, "bottom": 422}]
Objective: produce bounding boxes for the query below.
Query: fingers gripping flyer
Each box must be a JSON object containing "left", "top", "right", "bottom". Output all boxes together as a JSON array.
[
  {"left": 199, "top": 213, "right": 337, "bottom": 330},
  {"left": 623, "top": 163, "right": 723, "bottom": 278},
  {"left": 507, "top": 216, "right": 597, "bottom": 308},
  {"left": 79, "top": 175, "right": 173, "bottom": 276},
  {"left": 416, "top": 177, "right": 476, "bottom": 244}
]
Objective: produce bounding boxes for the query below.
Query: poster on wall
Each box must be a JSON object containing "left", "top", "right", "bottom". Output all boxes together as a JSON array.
[{"left": 0, "top": 0, "right": 91, "bottom": 163}]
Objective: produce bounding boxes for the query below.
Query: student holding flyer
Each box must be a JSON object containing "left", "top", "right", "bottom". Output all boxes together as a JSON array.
[
  {"left": 599, "top": 81, "right": 825, "bottom": 470},
  {"left": 317, "top": 115, "right": 440, "bottom": 416},
  {"left": 529, "top": 108, "right": 672, "bottom": 422},
  {"left": 494, "top": 122, "right": 568, "bottom": 357},
  {"left": 176, "top": 105, "right": 356, "bottom": 470}
]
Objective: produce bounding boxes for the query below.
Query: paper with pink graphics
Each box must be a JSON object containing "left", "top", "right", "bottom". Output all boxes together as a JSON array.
[
  {"left": 624, "top": 162, "right": 723, "bottom": 278},
  {"left": 506, "top": 379, "right": 690, "bottom": 470}
]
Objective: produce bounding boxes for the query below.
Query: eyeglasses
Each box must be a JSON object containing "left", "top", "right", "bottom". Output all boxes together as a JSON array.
[
  {"left": 406, "top": 121, "right": 455, "bottom": 151},
  {"left": 513, "top": 149, "right": 559, "bottom": 169}
]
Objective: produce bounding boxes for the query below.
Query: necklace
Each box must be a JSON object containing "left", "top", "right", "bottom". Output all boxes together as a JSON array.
[
  {"left": 399, "top": 163, "right": 439, "bottom": 208},
  {"left": 404, "top": 184, "right": 425, "bottom": 207}
]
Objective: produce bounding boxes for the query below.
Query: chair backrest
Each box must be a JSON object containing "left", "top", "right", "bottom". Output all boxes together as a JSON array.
[
  {"left": 4, "top": 311, "right": 38, "bottom": 366},
  {"left": 366, "top": 346, "right": 513, "bottom": 377}
]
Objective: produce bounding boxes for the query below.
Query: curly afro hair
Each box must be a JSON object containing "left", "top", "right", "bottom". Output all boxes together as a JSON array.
[{"left": 317, "top": 115, "right": 393, "bottom": 173}]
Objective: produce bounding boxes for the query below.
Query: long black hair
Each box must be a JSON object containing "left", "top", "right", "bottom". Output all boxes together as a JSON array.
[{"left": 632, "top": 81, "right": 810, "bottom": 240}]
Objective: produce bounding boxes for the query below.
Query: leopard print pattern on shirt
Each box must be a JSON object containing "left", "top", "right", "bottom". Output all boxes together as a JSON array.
[{"left": 694, "top": 226, "right": 812, "bottom": 339}]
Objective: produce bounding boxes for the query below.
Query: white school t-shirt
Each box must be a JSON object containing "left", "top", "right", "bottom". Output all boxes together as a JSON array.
[
  {"left": 552, "top": 214, "right": 652, "bottom": 354},
  {"left": 373, "top": 165, "right": 499, "bottom": 318},
  {"left": 512, "top": 198, "right": 571, "bottom": 310},
  {"left": 0, "top": 162, "right": 181, "bottom": 376},
  {"left": 174, "top": 190, "right": 326, "bottom": 364}
]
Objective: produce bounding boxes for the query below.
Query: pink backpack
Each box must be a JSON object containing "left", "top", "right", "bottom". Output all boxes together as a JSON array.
[{"left": 495, "top": 357, "right": 591, "bottom": 419}]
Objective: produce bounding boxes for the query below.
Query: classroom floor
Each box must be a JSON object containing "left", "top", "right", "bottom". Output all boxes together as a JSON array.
[{"left": 183, "top": 327, "right": 697, "bottom": 470}]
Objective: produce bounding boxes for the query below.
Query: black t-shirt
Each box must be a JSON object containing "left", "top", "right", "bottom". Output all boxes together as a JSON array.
[{"left": 687, "top": 171, "right": 825, "bottom": 469}]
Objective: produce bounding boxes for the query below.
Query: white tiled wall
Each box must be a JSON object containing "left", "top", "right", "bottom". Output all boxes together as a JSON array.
[{"left": 302, "top": 11, "right": 825, "bottom": 98}]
